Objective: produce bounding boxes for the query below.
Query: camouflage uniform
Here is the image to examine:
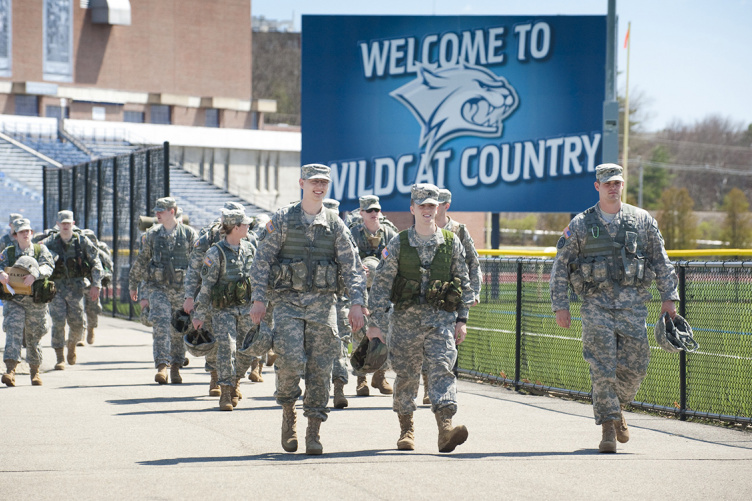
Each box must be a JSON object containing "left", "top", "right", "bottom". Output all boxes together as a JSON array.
[
  {"left": 550, "top": 197, "right": 678, "bottom": 425},
  {"left": 0, "top": 213, "right": 22, "bottom": 251},
  {"left": 83, "top": 233, "right": 112, "bottom": 334}
]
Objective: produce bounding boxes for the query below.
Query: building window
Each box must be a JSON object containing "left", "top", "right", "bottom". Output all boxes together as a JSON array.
[
  {"left": 43, "top": 0, "right": 73, "bottom": 82},
  {"left": 0, "top": 0, "right": 12, "bottom": 78},
  {"left": 205, "top": 108, "right": 219, "bottom": 128},
  {"left": 15, "top": 95, "right": 39, "bottom": 116},
  {"left": 124, "top": 110, "right": 144, "bottom": 123},
  {"left": 150, "top": 104, "right": 171, "bottom": 124},
  {"left": 46, "top": 104, "right": 69, "bottom": 119}
]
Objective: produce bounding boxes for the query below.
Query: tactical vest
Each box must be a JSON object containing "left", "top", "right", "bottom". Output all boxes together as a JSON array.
[
  {"left": 272, "top": 203, "right": 339, "bottom": 293},
  {"left": 148, "top": 224, "right": 191, "bottom": 285},
  {"left": 209, "top": 240, "right": 254, "bottom": 308},
  {"left": 355, "top": 225, "right": 393, "bottom": 259},
  {"left": 390, "top": 229, "right": 463, "bottom": 312},
  {"left": 49, "top": 234, "right": 92, "bottom": 281},
  {"left": 0, "top": 244, "right": 56, "bottom": 303}
]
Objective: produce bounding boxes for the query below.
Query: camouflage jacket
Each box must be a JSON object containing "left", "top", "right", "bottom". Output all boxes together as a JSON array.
[
  {"left": 0, "top": 242, "right": 55, "bottom": 279},
  {"left": 41, "top": 232, "right": 104, "bottom": 287},
  {"left": 194, "top": 239, "right": 255, "bottom": 322},
  {"left": 128, "top": 222, "right": 198, "bottom": 292},
  {"left": 350, "top": 223, "right": 397, "bottom": 259},
  {"left": 443, "top": 216, "right": 482, "bottom": 302}
]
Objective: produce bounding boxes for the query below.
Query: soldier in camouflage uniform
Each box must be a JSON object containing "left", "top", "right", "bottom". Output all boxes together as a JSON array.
[
  {"left": 249, "top": 164, "right": 367, "bottom": 455},
  {"left": 42, "top": 211, "right": 104, "bottom": 370},
  {"left": 80, "top": 229, "right": 113, "bottom": 345},
  {"left": 0, "top": 218, "right": 55, "bottom": 386},
  {"left": 367, "top": 184, "right": 474, "bottom": 453},
  {"left": 0, "top": 213, "right": 22, "bottom": 250},
  {"left": 192, "top": 209, "right": 256, "bottom": 411},
  {"left": 248, "top": 212, "right": 278, "bottom": 375},
  {"left": 549, "top": 164, "right": 678, "bottom": 453},
  {"left": 349, "top": 195, "right": 397, "bottom": 397},
  {"left": 129, "top": 197, "right": 198, "bottom": 385}
]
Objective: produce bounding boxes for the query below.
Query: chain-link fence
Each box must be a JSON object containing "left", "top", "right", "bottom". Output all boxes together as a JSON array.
[
  {"left": 42, "top": 144, "right": 169, "bottom": 321},
  {"left": 460, "top": 257, "right": 752, "bottom": 425}
]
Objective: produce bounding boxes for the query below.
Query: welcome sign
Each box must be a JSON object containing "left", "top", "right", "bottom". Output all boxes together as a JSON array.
[{"left": 301, "top": 15, "right": 606, "bottom": 212}]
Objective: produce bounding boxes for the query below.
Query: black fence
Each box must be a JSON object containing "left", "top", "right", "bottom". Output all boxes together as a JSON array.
[
  {"left": 42, "top": 143, "right": 169, "bottom": 320},
  {"left": 460, "top": 257, "right": 752, "bottom": 425}
]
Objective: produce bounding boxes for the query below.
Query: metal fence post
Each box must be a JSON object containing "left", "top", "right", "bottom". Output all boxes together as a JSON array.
[
  {"left": 163, "top": 141, "right": 170, "bottom": 196},
  {"left": 128, "top": 153, "right": 136, "bottom": 321},
  {"left": 96, "top": 160, "right": 103, "bottom": 239},
  {"left": 112, "top": 157, "right": 119, "bottom": 318},
  {"left": 42, "top": 168, "right": 48, "bottom": 229},
  {"left": 678, "top": 264, "right": 687, "bottom": 421},
  {"left": 514, "top": 260, "right": 523, "bottom": 390}
]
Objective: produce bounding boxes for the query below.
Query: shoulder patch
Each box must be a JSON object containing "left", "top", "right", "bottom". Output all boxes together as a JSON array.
[
  {"left": 563, "top": 226, "right": 571, "bottom": 239},
  {"left": 556, "top": 236, "right": 567, "bottom": 249},
  {"left": 203, "top": 256, "right": 214, "bottom": 267},
  {"left": 141, "top": 234, "right": 147, "bottom": 245},
  {"left": 266, "top": 220, "right": 275, "bottom": 234},
  {"left": 381, "top": 247, "right": 389, "bottom": 259}
]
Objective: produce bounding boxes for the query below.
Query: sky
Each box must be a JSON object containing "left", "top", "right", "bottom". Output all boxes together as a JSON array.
[{"left": 251, "top": 0, "right": 752, "bottom": 133}]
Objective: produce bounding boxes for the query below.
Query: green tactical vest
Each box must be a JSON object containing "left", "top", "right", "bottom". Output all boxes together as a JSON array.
[
  {"left": 152, "top": 224, "right": 191, "bottom": 270},
  {"left": 49, "top": 234, "right": 92, "bottom": 280},
  {"left": 354, "top": 224, "right": 395, "bottom": 259},
  {"left": 209, "top": 240, "right": 254, "bottom": 308}
]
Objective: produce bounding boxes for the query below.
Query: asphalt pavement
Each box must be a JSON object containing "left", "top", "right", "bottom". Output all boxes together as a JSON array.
[{"left": 1, "top": 311, "right": 751, "bottom": 500}]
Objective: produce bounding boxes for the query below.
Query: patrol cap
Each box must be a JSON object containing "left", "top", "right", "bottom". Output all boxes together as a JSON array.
[
  {"left": 323, "top": 198, "right": 340, "bottom": 210},
  {"left": 154, "top": 197, "right": 178, "bottom": 213},
  {"left": 223, "top": 201, "right": 245, "bottom": 211},
  {"left": 411, "top": 183, "right": 440, "bottom": 205},
  {"left": 56, "top": 210, "right": 75, "bottom": 223},
  {"left": 13, "top": 255, "right": 40, "bottom": 278},
  {"left": 8, "top": 213, "right": 22, "bottom": 225},
  {"left": 359, "top": 195, "right": 381, "bottom": 211},
  {"left": 438, "top": 188, "right": 452, "bottom": 204},
  {"left": 11, "top": 218, "right": 32, "bottom": 233},
  {"left": 301, "top": 163, "right": 331, "bottom": 181},
  {"left": 221, "top": 209, "right": 253, "bottom": 226},
  {"left": 595, "top": 163, "right": 625, "bottom": 184}
]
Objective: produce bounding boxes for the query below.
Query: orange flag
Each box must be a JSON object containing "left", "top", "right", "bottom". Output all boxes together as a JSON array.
[{"left": 623, "top": 26, "right": 630, "bottom": 48}]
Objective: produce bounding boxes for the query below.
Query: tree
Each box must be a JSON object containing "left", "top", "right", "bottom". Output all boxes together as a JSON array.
[
  {"left": 720, "top": 188, "right": 752, "bottom": 248},
  {"left": 626, "top": 145, "right": 674, "bottom": 209},
  {"left": 657, "top": 187, "right": 697, "bottom": 250}
]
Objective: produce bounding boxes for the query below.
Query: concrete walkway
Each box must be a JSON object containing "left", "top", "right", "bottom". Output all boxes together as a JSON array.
[{"left": 1, "top": 313, "right": 750, "bottom": 500}]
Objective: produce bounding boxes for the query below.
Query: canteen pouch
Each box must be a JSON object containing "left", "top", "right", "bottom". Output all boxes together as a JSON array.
[{"left": 290, "top": 261, "right": 308, "bottom": 291}]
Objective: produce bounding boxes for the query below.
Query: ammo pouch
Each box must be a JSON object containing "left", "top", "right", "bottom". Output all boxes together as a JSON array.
[
  {"left": 271, "top": 260, "right": 338, "bottom": 293},
  {"left": 390, "top": 275, "right": 421, "bottom": 311},
  {"left": 568, "top": 262, "right": 585, "bottom": 296},
  {"left": 312, "top": 261, "right": 338, "bottom": 293},
  {"left": 32, "top": 279, "right": 57, "bottom": 304},
  {"left": 210, "top": 277, "right": 252, "bottom": 308},
  {"left": 425, "top": 278, "right": 463, "bottom": 312}
]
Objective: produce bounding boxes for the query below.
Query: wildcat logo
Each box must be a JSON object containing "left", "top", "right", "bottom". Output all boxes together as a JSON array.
[{"left": 390, "top": 63, "right": 519, "bottom": 166}]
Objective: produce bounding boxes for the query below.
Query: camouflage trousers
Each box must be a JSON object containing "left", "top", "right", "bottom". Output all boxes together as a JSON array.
[
  {"left": 204, "top": 302, "right": 275, "bottom": 373},
  {"left": 581, "top": 302, "right": 650, "bottom": 425},
  {"left": 331, "top": 303, "right": 350, "bottom": 383},
  {"left": 211, "top": 306, "right": 255, "bottom": 386},
  {"left": 273, "top": 298, "right": 339, "bottom": 421},
  {"left": 147, "top": 286, "right": 186, "bottom": 368},
  {"left": 2, "top": 297, "right": 49, "bottom": 365},
  {"left": 84, "top": 286, "right": 102, "bottom": 329},
  {"left": 49, "top": 281, "right": 86, "bottom": 349},
  {"left": 389, "top": 305, "right": 458, "bottom": 416}
]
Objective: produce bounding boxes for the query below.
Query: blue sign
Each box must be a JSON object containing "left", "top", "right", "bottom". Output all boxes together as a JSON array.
[{"left": 302, "top": 15, "right": 606, "bottom": 212}]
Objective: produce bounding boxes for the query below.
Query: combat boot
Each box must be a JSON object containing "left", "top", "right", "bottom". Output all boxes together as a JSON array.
[
  {"left": 209, "top": 371, "right": 221, "bottom": 397},
  {"left": 281, "top": 403, "right": 298, "bottom": 452},
  {"left": 266, "top": 349, "right": 277, "bottom": 367},
  {"left": 616, "top": 410, "right": 630, "bottom": 443},
  {"left": 355, "top": 375, "right": 370, "bottom": 396},
  {"left": 249, "top": 358, "right": 264, "bottom": 382},
  {"left": 154, "top": 364, "right": 168, "bottom": 384},
  {"left": 231, "top": 377, "right": 242, "bottom": 407},
  {"left": 305, "top": 417, "right": 323, "bottom": 455},
  {"left": 219, "top": 385, "right": 234, "bottom": 411},
  {"left": 30, "top": 364, "right": 43, "bottom": 386},
  {"left": 397, "top": 414, "right": 415, "bottom": 451},
  {"left": 422, "top": 372, "right": 431, "bottom": 405},
  {"left": 332, "top": 379, "right": 348, "bottom": 409},
  {"left": 2, "top": 360, "right": 17, "bottom": 387},
  {"left": 54, "top": 348, "right": 66, "bottom": 370},
  {"left": 170, "top": 364, "right": 182, "bottom": 384},
  {"left": 599, "top": 420, "right": 617, "bottom": 453},
  {"left": 76, "top": 341, "right": 85, "bottom": 347},
  {"left": 435, "top": 408, "right": 468, "bottom": 453},
  {"left": 87, "top": 326, "right": 95, "bottom": 345},
  {"left": 371, "top": 368, "right": 393, "bottom": 394},
  {"left": 67, "top": 341, "right": 77, "bottom": 365}
]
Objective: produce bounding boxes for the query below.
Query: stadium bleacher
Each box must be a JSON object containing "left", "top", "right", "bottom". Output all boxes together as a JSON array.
[{"left": 0, "top": 138, "right": 48, "bottom": 231}]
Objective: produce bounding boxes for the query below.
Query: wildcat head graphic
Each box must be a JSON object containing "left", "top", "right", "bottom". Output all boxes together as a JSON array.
[{"left": 390, "top": 63, "right": 519, "bottom": 165}]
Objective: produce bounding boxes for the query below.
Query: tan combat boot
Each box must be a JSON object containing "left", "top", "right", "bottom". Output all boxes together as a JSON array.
[
  {"left": 435, "top": 408, "right": 469, "bottom": 453},
  {"left": 67, "top": 341, "right": 77, "bottom": 365},
  {"left": 249, "top": 358, "right": 264, "bottom": 382},
  {"left": 397, "top": 414, "right": 415, "bottom": 450},
  {"left": 170, "top": 364, "right": 182, "bottom": 384},
  {"left": 87, "top": 326, "right": 95, "bottom": 345},
  {"left": 355, "top": 375, "right": 370, "bottom": 396},
  {"left": 266, "top": 349, "right": 277, "bottom": 367},
  {"left": 422, "top": 372, "right": 431, "bottom": 405},
  {"left": 332, "top": 379, "right": 348, "bottom": 409},
  {"left": 305, "top": 417, "right": 323, "bottom": 455},
  {"left": 2, "top": 360, "right": 17, "bottom": 387},
  {"left": 599, "top": 420, "right": 618, "bottom": 453},
  {"left": 616, "top": 410, "right": 630, "bottom": 443},
  {"left": 219, "top": 385, "right": 234, "bottom": 411},
  {"left": 209, "top": 371, "right": 221, "bottom": 397},
  {"left": 154, "top": 364, "right": 168, "bottom": 384},
  {"left": 231, "top": 377, "right": 242, "bottom": 407},
  {"left": 281, "top": 403, "right": 298, "bottom": 452},
  {"left": 30, "top": 364, "right": 43, "bottom": 386},
  {"left": 54, "top": 348, "right": 66, "bottom": 370},
  {"left": 371, "top": 368, "right": 393, "bottom": 395}
]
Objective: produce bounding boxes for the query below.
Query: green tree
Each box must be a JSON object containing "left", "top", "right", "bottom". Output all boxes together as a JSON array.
[
  {"left": 657, "top": 187, "right": 697, "bottom": 250},
  {"left": 626, "top": 145, "right": 674, "bottom": 209},
  {"left": 720, "top": 188, "right": 752, "bottom": 248}
]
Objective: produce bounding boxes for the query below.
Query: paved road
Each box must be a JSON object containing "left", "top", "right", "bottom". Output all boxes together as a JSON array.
[{"left": 1, "top": 312, "right": 751, "bottom": 500}]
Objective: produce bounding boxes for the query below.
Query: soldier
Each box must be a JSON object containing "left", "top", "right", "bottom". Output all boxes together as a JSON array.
[
  {"left": 129, "top": 197, "right": 198, "bottom": 384},
  {"left": 367, "top": 184, "right": 474, "bottom": 453},
  {"left": 80, "top": 229, "right": 113, "bottom": 345},
  {"left": 0, "top": 218, "right": 55, "bottom": 386},
  {"left": 42, "top": 211, "right": 104, "bottom": 370},
  {"left": 192, "top": 209, "right": 256, "bottom": 411},
  {"left": 249, "top": 163, "right": 367, "bottom": 455},
  {"left": 349, "top": 195, "right": 397, "bottom": 397},
  {"left": 549, "top": 163, "right": 678, "bottom": 453},
  {"left": 0, "top": 213, "right": 22, "bottom": 250},
  {"left": 247, "top": 212, "right": 278, "bottom": 376}
]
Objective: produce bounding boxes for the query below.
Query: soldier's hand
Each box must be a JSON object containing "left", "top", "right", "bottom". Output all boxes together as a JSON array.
[
  {"left": 661, "top": 300, "right": 677, "bottom": 319},
  {"left": 555, "top": 309, "right": 571, "bottom": 329},
  {"left": 130, "top": 289, "right": 138, "bottom": 302},
  {"left": 89, "top": 286, "right": 100, "bottom": 302},
  {"left": 0, "top": 271, "right": 8, "bottom": 285},
  {"left": 366, "top": 325, "right": 385, "bottom": 343},
  {"left": 454, "top": 321, "right": 467, "bottom": 345},
  {"left": 139, "top": 299, "right": 149, "bottom": 309},
  {"left": 183, "top": 297, "right": 195, "bottom": 313},
  {"left": 23, "top": 274, "right": 35, "bottom": 286},
  {"left": 250, "top": 300, "right": 266, "bottom": 325},
  {"left": 192, "top": 318, "right": 204, "bottom": 330},
  {"left": 349, "top": 304, "right": 365, "bottom": 333}
]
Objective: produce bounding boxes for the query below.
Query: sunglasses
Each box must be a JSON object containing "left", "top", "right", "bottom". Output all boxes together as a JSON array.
[{"left": 364, "top": 208, "right": 380, "bottom": 213}]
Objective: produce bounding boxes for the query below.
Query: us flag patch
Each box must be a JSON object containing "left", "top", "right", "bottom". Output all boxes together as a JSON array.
[
  {"left": 203, "top": 256, "right": 213, "bottom": 267},
  {"left": 266, "top": 220, "right": 275, "bottom": 234},
  {"left": 382, "top": 247, "right": 389, "bottom": 259}
]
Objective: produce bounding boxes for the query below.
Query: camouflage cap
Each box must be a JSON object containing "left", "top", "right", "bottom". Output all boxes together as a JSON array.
[
  {"left": 359, "top": 195, "right": 381, "bottom": 211},
  {"left": 438, "top": 188, "right": 452, "bottom": 204},
  {"left": 11, "top": 218, "right": 32, "bottom": 233},
  {"left": 56, "top": 210, "right": 74, "bottom": 223},
  {"left": 154, "top": 197, "right": 178, "bottom": 213},
  {"left": 8, "top": 213, "right": 22, "bottom": 225},
  {"left": 362, "top": 256, "right": 380, "bottom": 288},
  {"left": 301, "top": 163, "right": 331, "bottom": 181},
  {"left": 323, "top": 198, "right": 340, "bottom": 210},
  {"left": 221, "top": 209, "right": 253, "bottom": 226},
  {"left": 595, "top": 163, "right": 625, "bottom": 183},
  {"left": 411, "top": 183, "right": 440, "bottom": 205},
  {"left": 223, "top": 201, "right": 245, "bottom": 211}
]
